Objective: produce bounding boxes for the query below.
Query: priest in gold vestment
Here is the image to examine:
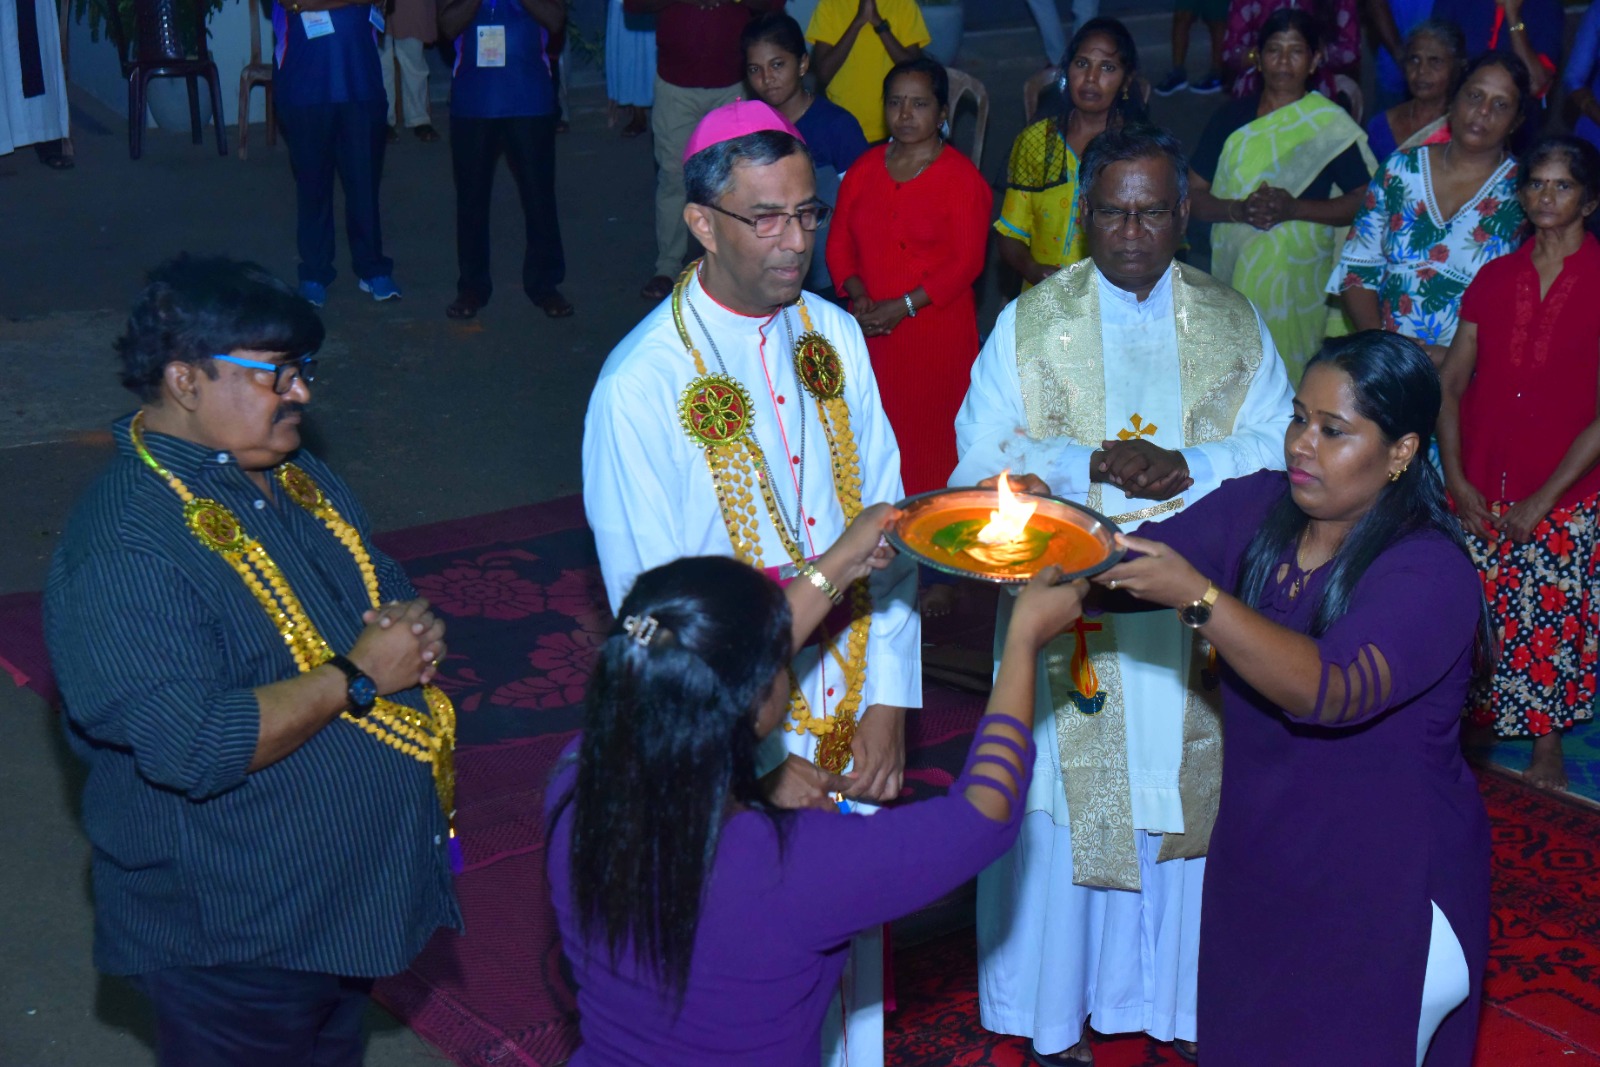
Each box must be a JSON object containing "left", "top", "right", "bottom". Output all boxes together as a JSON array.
[{"left": 951, "top": 125, "right": 1293, "bottom": 1064}]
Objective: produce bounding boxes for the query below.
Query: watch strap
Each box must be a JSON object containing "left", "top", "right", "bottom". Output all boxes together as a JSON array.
[{"left": 326, "top": 653, "right": 377, "bottom": 714}]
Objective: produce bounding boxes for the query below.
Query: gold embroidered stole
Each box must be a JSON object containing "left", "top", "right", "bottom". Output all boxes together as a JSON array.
[{"left": 1014, "top": 259, "right": 1259, "bottom": 889}]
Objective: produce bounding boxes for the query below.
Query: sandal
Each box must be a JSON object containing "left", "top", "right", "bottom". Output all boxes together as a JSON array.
[
  {"left": 413, "top": 124, "right": 440, "bottom": 143},
  {"left": 1030, "top": 1044, "right": 1093, "bottom": 1066},
  {"left": 34, "top": 141, "right": 73, "bottom": 170},
  {"left": 640, "top": 275, "right": 674, "bottom": 300},
  {"left": 446, "top": 293, "right": 485, "bottom": 320},
  {"left": 622, "top": 108, "right": 648, "bottom": 138},
  {"left": 531, "top": 290, "right": 575, "bottom": 318}
]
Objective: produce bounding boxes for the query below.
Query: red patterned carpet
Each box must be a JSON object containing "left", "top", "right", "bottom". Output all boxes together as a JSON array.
[
  {"left": 885, "top": 767, "right": 1600, "bottom": 1066},
  {"left": 4, "top": 495, "right": 1600, "bottom": 1065}
]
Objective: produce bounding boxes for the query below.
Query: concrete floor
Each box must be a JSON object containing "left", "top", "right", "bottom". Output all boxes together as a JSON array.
[{"left": 0, "top": 13, "right": 1219, "bottom": 1064}]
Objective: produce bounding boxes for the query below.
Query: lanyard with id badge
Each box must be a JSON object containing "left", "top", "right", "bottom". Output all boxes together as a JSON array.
[
  {"left": 299, "top": 4, "right": 384, "bottom": 38},
  {"left": 476, "top": 0, "right": 506, "bottom": 67}
]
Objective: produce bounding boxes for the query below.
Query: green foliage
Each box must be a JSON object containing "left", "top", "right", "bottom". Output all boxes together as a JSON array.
[
  {"left": 71, "top": 0, "right": 229, "bottom": 53},
  {"left": 931, "top": 518, "right": 986, "bottom": 554}
]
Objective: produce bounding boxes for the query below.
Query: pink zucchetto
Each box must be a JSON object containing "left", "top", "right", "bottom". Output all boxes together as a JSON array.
[{"left": 682, "top": 99, "right": 807, "bottom": 165}]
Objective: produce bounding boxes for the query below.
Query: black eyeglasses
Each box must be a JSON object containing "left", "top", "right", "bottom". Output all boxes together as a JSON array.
[
  {"left": 1088, "top": 207, "right": 1178, "bottom": 233},
  {"left": 707, "top": 203, "right": 832, "bottom": 238},
  {"left": 213, "top": 353, "right": 319, "bottom": 395}
]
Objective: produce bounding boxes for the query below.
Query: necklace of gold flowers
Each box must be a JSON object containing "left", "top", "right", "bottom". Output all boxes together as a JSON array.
[
  {"left": 671, "top": 262, "right": 871, "bottom": 775},
  {"left": 129, "top": 411, "right": 456, "bottom": 825}
]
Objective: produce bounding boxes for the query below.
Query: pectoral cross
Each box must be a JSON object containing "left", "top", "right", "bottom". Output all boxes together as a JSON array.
[{"left": 1117, "top": 414, "right": 1158, "bottom": 442}]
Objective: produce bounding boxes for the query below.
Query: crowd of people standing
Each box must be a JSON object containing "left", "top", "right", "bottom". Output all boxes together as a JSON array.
[{"left": 33, "top": 2, "right": 1600, "bottom": 1067}]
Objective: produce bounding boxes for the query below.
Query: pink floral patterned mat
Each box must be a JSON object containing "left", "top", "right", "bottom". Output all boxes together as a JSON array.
[{"left": 2, "top": 495, "right": 990, "bottom": 1066}]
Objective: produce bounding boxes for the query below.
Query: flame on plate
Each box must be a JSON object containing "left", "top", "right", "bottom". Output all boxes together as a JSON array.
[{"left": 976, "top": 471, "right": 1038, "bottom": 545}]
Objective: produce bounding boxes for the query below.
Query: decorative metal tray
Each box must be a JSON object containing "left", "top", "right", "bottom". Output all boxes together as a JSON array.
[{"left": 887, "top": 485, "right": 1125, "bottom": 585}]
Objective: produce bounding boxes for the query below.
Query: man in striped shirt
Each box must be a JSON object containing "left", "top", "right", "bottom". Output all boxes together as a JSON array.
[{"left": 44, "top": 256, "right": 461, "bottom": 1067}]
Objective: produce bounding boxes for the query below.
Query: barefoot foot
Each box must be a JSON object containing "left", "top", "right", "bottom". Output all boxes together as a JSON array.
[{"left": 1525, "top": 730, "right": 1569, "bottom": 791}]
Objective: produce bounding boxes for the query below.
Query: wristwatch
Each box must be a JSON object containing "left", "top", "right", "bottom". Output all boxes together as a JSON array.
[
  {"left": 873, "top": 18, "right": 890, "bottom": 34},
  {"left": 1177, "top": 582, "right": 1221, "bottom": 629},
  {"left": 327, "top": 653, "right": 378, "bottom": 716}
]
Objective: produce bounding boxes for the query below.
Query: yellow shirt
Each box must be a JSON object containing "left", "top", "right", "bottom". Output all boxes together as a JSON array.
[
  {"left": 995, "top": 119, "right": 1087, "bottom": 289},
  {"left": 806, "top": 0, "right": 931, "bottom": 143}
]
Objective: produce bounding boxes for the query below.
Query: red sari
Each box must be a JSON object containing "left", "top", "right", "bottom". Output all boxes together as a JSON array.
[{"left": 826, "top": 142, "right": 992, "bottom": 495}]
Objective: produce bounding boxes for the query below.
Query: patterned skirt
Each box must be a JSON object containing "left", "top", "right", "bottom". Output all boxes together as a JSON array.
[{"left": 1467, "top": 493, "right": 1600, "bottom": 738}]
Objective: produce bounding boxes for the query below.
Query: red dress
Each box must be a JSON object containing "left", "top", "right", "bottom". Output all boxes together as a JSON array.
[
  {"left": 1457, "top": 235, "right": 1600, "bottom": 738},
  {"left": 826, "top": 143, "right": 993, "bottom": 495}
]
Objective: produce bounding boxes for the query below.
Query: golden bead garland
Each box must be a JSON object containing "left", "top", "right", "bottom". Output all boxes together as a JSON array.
[
  {"left": 671, "top": 265, "right": 872, "bottom": 773},
  {"left": 130, "top": 412, "right": 456, "bottom": 821}
]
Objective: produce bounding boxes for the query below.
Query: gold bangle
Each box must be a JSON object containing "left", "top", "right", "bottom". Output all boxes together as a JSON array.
[
  {"left": 1509, "top": 20, "right": 1526, "bottom": 33},
  {"left": 800, "top": 562, "right": 844, "bottom": 605}
]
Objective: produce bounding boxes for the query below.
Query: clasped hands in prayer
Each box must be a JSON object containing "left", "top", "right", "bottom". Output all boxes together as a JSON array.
[
  {"left": 350, "top": 598, "right": 449, "bottom": 694},
  {"left": 981, "top": 444, "right": 1192, "bottom": 505},
  {"left": 1090, "top": 438, "right": 1193, "bottom": 500},
  {"left": 1236, "top": 182, "right": 1299, "bottom": 230},
  {"left": 1448, "top": 474, "right": 1556, "bottom": 545}
]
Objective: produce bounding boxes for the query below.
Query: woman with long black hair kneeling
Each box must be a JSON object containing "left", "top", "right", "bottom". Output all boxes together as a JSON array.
[{"left": 546, "top": 507, "right": 1087, "bottom": 1066}]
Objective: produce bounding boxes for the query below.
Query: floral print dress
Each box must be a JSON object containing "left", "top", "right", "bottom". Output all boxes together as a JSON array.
[{"left": 1328, "top": 145, "right": 1527, "bottom": 348}]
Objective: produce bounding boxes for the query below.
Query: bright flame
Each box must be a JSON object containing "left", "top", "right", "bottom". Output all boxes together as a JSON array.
[{"left": 976, "top": 471, "right": 1038, "bottom": 544}]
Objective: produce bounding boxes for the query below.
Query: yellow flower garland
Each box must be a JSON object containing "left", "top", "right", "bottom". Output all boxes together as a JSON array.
[
  {"left": 671, "top": 264, "right": 871, "bottom": 774},
  {"left": 130, "top": 413, "right": 456, "bottom": 821}
]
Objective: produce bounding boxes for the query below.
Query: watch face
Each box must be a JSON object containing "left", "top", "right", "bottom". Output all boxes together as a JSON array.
[
  {"left": 349, "top": 675, "right": 378, "bottom": 708},
  {"left": 1179, "top": 602, "right": 1213, "bottom": 628}
]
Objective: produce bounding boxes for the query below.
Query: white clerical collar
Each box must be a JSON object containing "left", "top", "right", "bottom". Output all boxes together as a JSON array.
[
  {"left": 1096, "top": 262, "right": 1175, "bottom": 314},
  {"left": 689, "top": 265, "right": 789, "bottom": 342}
]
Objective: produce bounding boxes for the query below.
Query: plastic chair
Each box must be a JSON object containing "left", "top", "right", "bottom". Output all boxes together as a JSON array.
[
  {"left": 1023, "top": 66, "right": 1057, "bottom": 126},
  {"left": 104, "top": 0, "right": 228, "bottom": 160},
  {"left": 1334, "top": 74, "right": 1364, "bottom": 125},
  {"left": 947, "top": 67, "right": 989, "bottom": 170},
  {"left": 236, "top": 0, "right": 275, "bottom": 159}
]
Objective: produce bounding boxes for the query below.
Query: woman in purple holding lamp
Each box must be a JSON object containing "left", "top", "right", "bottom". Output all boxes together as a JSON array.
[
  {"left": 1079, "top": 331, "right": 1494, "bottom": 1066},
  {"left": 545, "top": 508, "right": 1087, "bottom": 1066}
]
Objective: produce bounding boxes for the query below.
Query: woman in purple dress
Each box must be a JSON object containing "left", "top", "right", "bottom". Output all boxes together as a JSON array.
[
  {"left": 544, "top": 507, "right": 1088, "bottom": 1067},
  {"left": 1094, "top": 331, "right": 1494, "bottom": 1066}
]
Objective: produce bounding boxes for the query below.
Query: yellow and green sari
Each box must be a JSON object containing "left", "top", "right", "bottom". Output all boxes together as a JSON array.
[
  {"left": 996, "top": 118, "right": 1089, "bottom": 290},
  {"left": 1210, "top": 94, "right": 1376, "bottom": 381}
]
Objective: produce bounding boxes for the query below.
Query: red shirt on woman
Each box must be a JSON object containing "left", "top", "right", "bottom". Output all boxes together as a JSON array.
[
  {"left": 1458, "top": 235, "right": 1600, "bottom": 509},
  {"left": 827, "top": 142, "right": 992, "bottom": 495}
]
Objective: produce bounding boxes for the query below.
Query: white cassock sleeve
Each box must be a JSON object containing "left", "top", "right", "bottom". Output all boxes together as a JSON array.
[
  {"left": 582, "top": 365, "right": 689, "bottom": 615},
  {"left": 837, "top": 324, "right": 923, "bottom": 712},
  {"left": 951, "top": 302, "right": 1098, "bottom": 497},
  {"left": 1176, "top": 308, "right": 1294, "bottom": 494}
]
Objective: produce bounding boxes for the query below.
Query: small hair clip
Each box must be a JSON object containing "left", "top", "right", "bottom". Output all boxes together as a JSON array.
[{"left": 622, "top": 614, "right": 661, "bottom": 648}]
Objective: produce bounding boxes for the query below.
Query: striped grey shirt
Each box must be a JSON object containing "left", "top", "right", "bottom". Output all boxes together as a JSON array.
[{"left": 45, "top": 415, "right": 461, "bottom": 977}]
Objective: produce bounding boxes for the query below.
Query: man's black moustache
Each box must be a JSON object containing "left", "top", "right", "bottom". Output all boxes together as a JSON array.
[{"left": 274, "top": 403, "right": 307, "bottom": 422}]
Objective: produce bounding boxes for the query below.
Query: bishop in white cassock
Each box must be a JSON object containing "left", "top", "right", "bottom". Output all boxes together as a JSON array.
[
  {"left": 582, "top": 100, "right": 920, "bottom": 1067},
  {"left": 951, "top": 127, "right": 1293, "bottom": 1063}
]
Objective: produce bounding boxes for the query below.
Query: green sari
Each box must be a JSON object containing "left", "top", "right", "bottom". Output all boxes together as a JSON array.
[{"left": 1211, "top": 93, "right": 1376, "bottom": 382}]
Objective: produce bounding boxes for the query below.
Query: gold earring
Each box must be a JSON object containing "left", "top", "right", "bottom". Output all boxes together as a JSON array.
[
  {"left": 1122, "top": 83, "right": 1130, "bottom": 100},
  {"left": 1388, "top": 465, "right": 1409, "bottom": 483}
]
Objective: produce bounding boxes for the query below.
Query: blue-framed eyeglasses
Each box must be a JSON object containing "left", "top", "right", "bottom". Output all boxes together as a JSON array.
[{"left": 213, "top": 353, "right": 318, "bottom": 395}]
